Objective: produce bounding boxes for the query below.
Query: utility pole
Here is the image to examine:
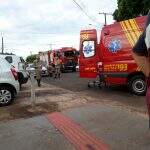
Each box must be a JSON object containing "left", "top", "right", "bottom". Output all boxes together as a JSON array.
[
  {"left": 99, "top": 12, "right": 113, "bottom": 26},
  {"left": 1, "top": 37, "right": 4, "bottom": 53}
]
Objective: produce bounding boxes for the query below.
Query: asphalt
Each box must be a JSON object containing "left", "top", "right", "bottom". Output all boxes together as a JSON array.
[
  {"left": 42, "top": 72, "right": 147, "bottom": 115},
  {"left": 0, "top": 103, "right": 150, "bottom": 150},
  {"left": 0, "top": 116, "right": 74, "bottom": 150}
]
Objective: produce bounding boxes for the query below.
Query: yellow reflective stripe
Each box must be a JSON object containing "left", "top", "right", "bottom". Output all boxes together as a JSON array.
[
  {"left": 132, "top": 19, "right": 142, "bottom": 35},
  {"left": 130, "top": 19, "right": 142, "bottom": 39},
  {"left": 81, "top": 34, "right": 89, "bottom": 40},
  {"left": 129, "top": 19, "right": 140, "bottom": 39},
  {"left": 124, "top": 20, "right": 137, "bottom": 44},
  {"left": 120, "top": 21, "right": 134, "bottom": 47}
]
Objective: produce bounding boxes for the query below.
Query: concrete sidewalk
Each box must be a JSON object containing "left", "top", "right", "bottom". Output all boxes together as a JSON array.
[
  {"left": 0, "top": 103, "right": 150, "bottom": 150},
  {"left": 0, "top": 116, "right": 74, "bottom": 150}
]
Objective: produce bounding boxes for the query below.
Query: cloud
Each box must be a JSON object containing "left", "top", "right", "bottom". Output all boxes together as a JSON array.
[{"left": 0, "top": 0, "right": 117, "bottom": 58}]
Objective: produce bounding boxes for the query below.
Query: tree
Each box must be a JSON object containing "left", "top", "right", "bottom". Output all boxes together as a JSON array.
[
  {"left": 26, "top": 54, "right": 36, "bottom": 63},
  {"left": 113, "top": 0, "right": 150, "bottom": 21}
]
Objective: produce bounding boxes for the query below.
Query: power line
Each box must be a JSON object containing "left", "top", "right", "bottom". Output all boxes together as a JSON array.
[{"left": 72, "top": 0, "right": 101, "bottom": 24}]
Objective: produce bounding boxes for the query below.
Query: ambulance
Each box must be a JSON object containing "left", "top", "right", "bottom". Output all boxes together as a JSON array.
[{"left": 79, "top": 15, "right": 147, "bottom": 95}]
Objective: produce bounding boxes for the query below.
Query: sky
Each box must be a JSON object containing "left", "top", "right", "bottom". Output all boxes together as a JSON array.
[{"left": 0, "top": 0, "right": 117, "bottom": 58}]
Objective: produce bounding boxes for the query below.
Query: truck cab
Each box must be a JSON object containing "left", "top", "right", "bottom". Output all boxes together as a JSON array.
[
  {"left": 60, "top": 47, "right": 78, "bottom": 72},
  {"left": 53, "top": 47, "right": 78, "bottom": 72}
]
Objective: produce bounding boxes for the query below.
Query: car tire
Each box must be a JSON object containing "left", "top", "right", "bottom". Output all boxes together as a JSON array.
[
  {"left": 0, "top": 86, "right": 15, "bottom": 106},
  {"left": 128, "top": 75, "right": 146, "bottom": 96}
]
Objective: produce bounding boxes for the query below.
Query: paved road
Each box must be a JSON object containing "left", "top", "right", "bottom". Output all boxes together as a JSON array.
[{"left": 42, "top": 72, "right": 147, "bottom": 115}]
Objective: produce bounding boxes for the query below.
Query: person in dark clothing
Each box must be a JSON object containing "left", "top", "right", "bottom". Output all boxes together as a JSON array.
[
  {"left": 34, "top": 56, "right": 42, "bottom": 87},
  {"left": 132, "top": 10, "right": 150, "bottom": 128}
]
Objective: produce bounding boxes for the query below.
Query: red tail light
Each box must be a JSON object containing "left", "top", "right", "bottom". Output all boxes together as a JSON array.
[{"left": 11, "top": 68, "right": 18, "bottom": 80}]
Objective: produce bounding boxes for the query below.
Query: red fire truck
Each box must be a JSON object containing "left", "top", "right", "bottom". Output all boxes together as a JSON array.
[
  {"left": 53, "top": 47, "right": 79, "bottom": 72},
  {"left": 79, "top": 15, "right": 147, "bottom": 95},
  {"left": 39, "top": 47, "right": 79, "bottom": 73}
]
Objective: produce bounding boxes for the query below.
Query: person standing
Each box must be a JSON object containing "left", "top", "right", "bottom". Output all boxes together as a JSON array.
[
  {"left": 132, "top": 10, "right": 150, "bottom": 128},
  {"left": 34, "top": 56, "right": 42, "bottom": 87},
  {"left": 54, "top": 56, "right": 61, "bottom": 79},
  {"left": 145, "top": 12, "right": 150, "bottom": 128}
]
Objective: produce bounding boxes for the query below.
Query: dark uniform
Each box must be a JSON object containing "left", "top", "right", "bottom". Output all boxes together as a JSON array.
[{"left": 34, "top": 58, "right": 42, "bottom": 87}]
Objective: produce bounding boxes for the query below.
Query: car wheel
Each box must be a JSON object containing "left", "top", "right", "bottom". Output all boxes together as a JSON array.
[
  {"left": 128, "top": 75, "right": 146, "bottom": 96},
  {"left": 0, "top": 86, "right": 15, "bottom": 106}
]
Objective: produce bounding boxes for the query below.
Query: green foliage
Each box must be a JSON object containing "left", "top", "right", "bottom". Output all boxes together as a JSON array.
[
  {"left": 113, "top": 0, "right": 150, "bottom": 21},
  {"left": 26, "top": 54, "right": 36, "bottom": 63}
]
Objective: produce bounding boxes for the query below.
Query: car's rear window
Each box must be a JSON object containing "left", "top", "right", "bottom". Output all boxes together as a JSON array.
[
  {"left": 5, "top": 56, "right": 13, "bottom": 63},
  {"left": 0, "top": 58, "right": 11, "bottom": 68}
]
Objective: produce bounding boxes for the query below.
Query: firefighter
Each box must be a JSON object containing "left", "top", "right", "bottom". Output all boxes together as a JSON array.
[
  {"left": 54, "top": 55, "right": 61, "bottom": 79},
  {"left": 34, "top": 55, "right": 42, "bottom": 87},
  {"left": 48, "top": 61, "right": 54, "bottom": 77}
]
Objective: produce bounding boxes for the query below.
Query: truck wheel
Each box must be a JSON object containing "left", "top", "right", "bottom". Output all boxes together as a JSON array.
[
  {"left": 0, "top": 86, "right": 15, "bottom": 106},
  {"left": 128, "top": 75, "right": 146, "bottom": 96}
]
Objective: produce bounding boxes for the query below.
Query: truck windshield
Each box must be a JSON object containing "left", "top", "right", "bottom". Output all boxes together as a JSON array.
[{"left": 64, "top": 51, "right": 75, "bottom": 57}]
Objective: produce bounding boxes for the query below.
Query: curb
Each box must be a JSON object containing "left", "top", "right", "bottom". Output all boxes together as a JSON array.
[{"left": 18, "top": 88, "right": 67, "bottom": 98}]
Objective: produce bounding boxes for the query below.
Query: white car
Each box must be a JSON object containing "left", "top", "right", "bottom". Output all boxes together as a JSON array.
[
  {"left": 41, "top": 65, "right": 48, "bottom": 76},
  {"left": 26, "top": 63, "right": 36, "bottom": 75},
  {"left": 76, "top": 65, "right": 79, "bottom": 72},
  {"left": 0, "top": 57, "right": 20, "bottom": 106},
  {"left": 26, "top": 63, "right": 48, "bottom": 76},
  {"left": 0, "top": 54, "right": 28, "bottom": 85}
]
